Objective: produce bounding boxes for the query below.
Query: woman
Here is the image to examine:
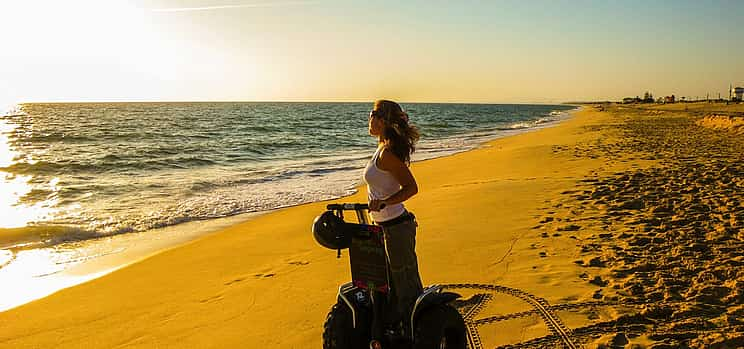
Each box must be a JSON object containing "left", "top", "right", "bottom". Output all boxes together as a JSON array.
[{"left": 363, "top": 99, "right": 423, "bottom": 331}]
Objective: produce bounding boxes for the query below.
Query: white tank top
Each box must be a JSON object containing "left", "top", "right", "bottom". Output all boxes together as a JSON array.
[{"left": 363, "top": 145, "right": 406, "bottom": 222}]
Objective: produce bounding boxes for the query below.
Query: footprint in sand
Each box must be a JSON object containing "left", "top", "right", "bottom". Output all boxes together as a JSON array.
[
  {"left": 246, "top": 261, "right": 310, "bottom": 280},
  {"left": 288, "top": 260, "right": 310, "bottom": 266},
  {"left": 224, "top": 277, "right": 246, "bottom": 286},
  {"left": 254, "top": 273, "right": 275, "bottom": 278},
  {"left": 199, "top": 294, "right": 223, "bottom": 303},
  {"left": 557, "top": 224, "right": 581, "bottom": 232}
]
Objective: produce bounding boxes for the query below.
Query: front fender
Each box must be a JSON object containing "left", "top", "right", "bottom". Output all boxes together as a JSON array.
[{"left": 410, "top": 286, "right": 461, "bottom": 339}]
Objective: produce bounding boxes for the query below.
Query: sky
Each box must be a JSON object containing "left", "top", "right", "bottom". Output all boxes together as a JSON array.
[{"left": 1, "top": 0, "right": 743, "bottom": 105}]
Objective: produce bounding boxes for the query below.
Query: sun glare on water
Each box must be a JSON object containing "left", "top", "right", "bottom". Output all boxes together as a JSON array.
[
  {"left": 0, "top": 117, "right": 59, "bottom": 229},
  {"left": 0, "top": 110, "right": 86, "bottom": 312}
]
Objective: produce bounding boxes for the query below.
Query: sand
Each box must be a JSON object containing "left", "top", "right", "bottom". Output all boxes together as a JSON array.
[{"left": 1, "top": 104, "right": 742, "bottom": 348}]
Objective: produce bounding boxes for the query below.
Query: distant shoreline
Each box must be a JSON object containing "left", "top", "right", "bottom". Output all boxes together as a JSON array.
[{"left": 11, "top": 100, "right": 581, "bottom": 106}]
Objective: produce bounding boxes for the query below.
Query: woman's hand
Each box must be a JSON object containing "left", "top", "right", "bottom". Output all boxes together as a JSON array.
[{"left": 369, "top": 199, "right": 387, "bottom": 212}]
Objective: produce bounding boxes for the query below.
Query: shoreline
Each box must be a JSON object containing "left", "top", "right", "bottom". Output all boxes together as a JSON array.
[
  {"left": 8, "top": 104, "right": 738, "bottom": 348},
  {"left": 0, "top": 106, "right": 607, "bottom": 348},
  {"left": 0, "top": 107, "right": 577, "bottom": 313},
  {"left": 0, "top": 211, "right": 264, "bottom": 312}
]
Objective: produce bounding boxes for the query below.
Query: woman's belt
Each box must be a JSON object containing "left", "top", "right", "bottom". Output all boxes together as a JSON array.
[{"left": 376, "top": 211, "right": 415, "bottom": 227}]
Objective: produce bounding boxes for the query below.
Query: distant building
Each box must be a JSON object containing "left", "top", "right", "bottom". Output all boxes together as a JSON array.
[
  {"left": 664, "top": 95, "right": 675, "bottom": 104},
  {"left": 623, "top": 97, "right": 641, "bottom": 104},
  {"left": 734, "top": 87, "right": 744, "bottom": 101},
  {"left": 642, "top": 91, "right": 654, "bottom": 103}
]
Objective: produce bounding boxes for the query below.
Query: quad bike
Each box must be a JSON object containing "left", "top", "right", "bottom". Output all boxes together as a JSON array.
[{"left": 313, "top": 203, "right": 467, "bottom": 349}]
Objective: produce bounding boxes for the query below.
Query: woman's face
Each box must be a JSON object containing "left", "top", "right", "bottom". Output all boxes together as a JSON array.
[{"left": 368, "top": 110, "right": 384, "bottom": 137}]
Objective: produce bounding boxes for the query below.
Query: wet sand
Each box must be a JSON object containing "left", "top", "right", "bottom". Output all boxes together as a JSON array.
[{"left": 0, "top": 104, "right": 742, "bottom": 348}]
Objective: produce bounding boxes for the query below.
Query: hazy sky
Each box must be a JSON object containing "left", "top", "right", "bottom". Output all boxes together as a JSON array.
[{"left": 1, "top": 0, "right": 743, "bottom": 105}]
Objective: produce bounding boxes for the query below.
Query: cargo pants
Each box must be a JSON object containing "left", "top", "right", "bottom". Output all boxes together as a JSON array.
[{"left": 382, "top": 215, "right": 424, "bottom": 326}]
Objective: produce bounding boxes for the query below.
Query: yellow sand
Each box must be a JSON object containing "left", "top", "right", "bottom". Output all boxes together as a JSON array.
[
  {"left": 0, "top": 107, "right": 638, "bottom": 348},
  {"left": 634, "top": 101, "right": 744, "bottom": 133},
  {"left": 636, "top": 100, "right": 744, "bottom": 113},
  {"left": 697, "top": 114, "right": 744, "bottom": 134}
]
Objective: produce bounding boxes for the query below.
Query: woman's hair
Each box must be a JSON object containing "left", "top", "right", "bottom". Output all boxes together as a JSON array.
[{"left": 372, "top": 100, "right": 420, "bottom": 165}]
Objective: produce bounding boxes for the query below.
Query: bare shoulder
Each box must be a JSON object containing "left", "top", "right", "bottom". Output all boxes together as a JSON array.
[
  {"left": 378, "top": 147, "right": 404, "bottom": 171},
  {"left": 378, "top": 146, "right": 417, "bottom": 188}
]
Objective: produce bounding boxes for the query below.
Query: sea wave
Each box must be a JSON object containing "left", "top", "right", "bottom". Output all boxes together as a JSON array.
[
  {"left": 0, "top": 225, "right": 100, "bottom": 251},
  {"left": 497, "top": 115, "right": 561, "bottom": 130},
  {"left": 0, "top": 102, "right": 576, "bottom": 251}
]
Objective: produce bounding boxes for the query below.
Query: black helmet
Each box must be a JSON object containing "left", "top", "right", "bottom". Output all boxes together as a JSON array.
[{"left": 312, "top": 211, "right": 352, "bottom": 250}]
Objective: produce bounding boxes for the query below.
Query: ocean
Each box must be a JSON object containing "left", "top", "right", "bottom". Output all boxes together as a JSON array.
[{"left": 0, "top": 102, "right": 575, "bottom": 309}]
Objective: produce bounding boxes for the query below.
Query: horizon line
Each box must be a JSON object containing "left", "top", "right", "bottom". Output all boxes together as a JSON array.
[{"left": 9, "top": 99, "right": 578, "bottom": 106}]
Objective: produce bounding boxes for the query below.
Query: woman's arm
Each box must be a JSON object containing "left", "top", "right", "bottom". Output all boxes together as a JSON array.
[{"left": 369, "top": 148, "right": 418, "bottom": 211}]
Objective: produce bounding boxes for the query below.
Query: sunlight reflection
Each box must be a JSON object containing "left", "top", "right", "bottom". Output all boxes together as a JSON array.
[
  {"left": 0, "top": 120, "right": 18, "bottom": 168},
  {"left": 0, "top": 247, "right": 107, "bottom": 311},
  {"left": 0, "top": 249, "right": 12, "bottom": 267},
  {"left": 0, "top": 172, "right": 60, "bottom": 229},
  {"left": 0, "top": 118, "right": 59, "bottom": 228}
]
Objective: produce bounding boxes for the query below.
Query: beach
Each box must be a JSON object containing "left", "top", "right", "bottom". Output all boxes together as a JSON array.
[
  {"left": 0, "top": 102, "right": 572, "bottom": 312},
  {"left": 1, "top": 104, "right": 743, "bottom": 348}
]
